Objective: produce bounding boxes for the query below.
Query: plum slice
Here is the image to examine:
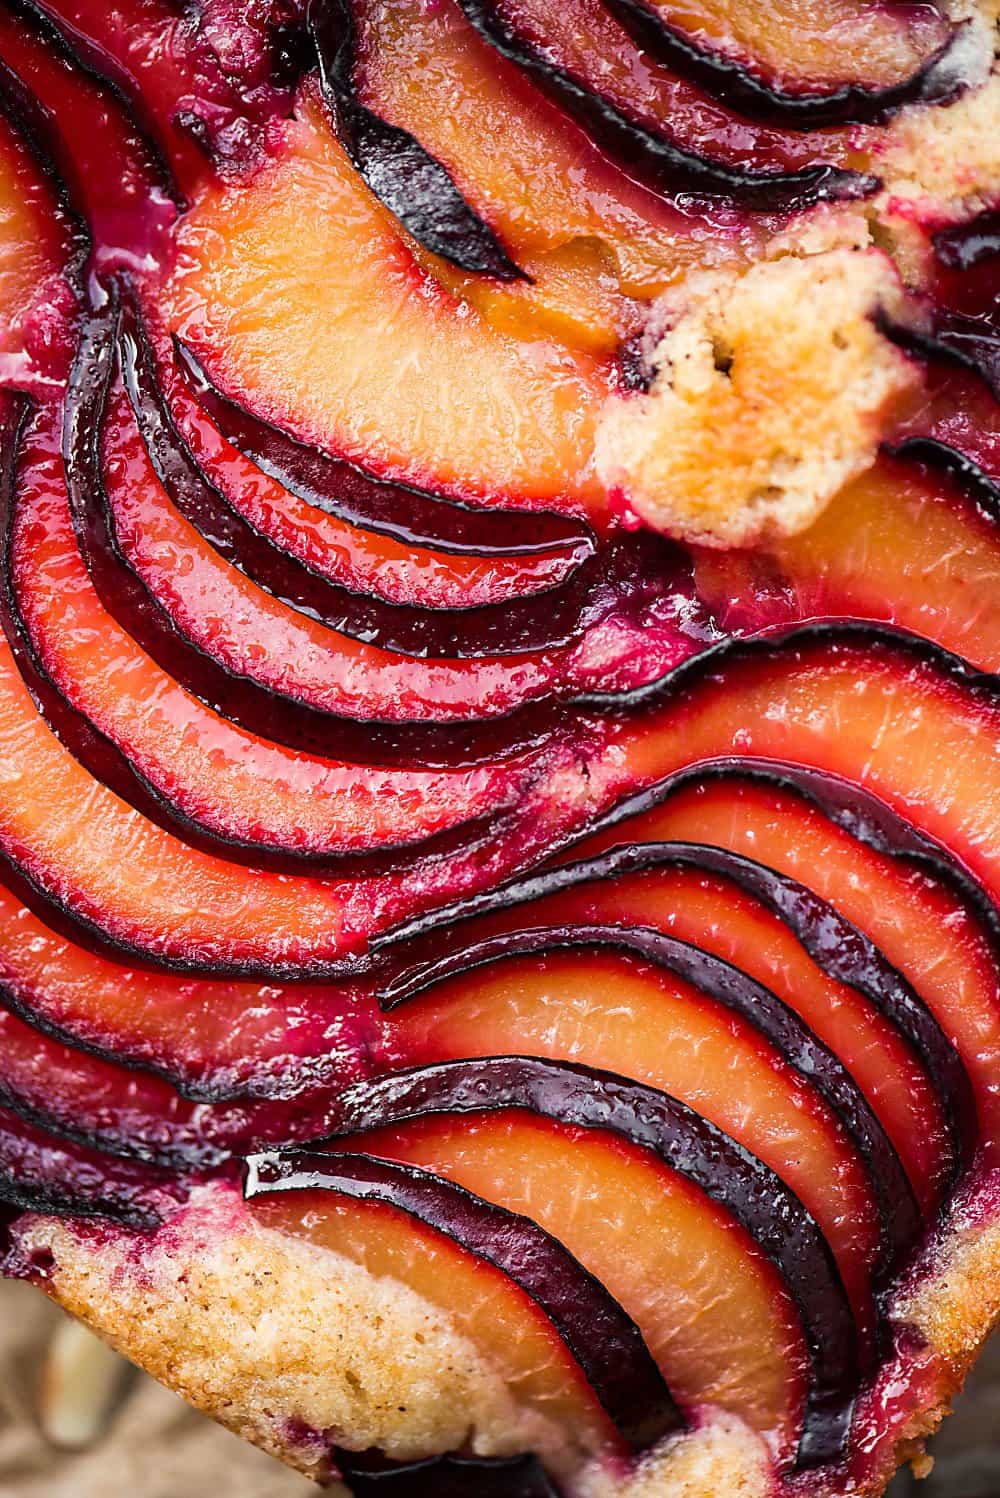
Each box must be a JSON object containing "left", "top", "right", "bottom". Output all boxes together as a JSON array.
[
  {"left": 602, "top": 0, "right": 954, "bottom": 126},
  {"left": 310, "top": 0, "right": 524, "bottom": 279},
  {"left": 0, "top": 99, "right": 80, "bottom": 391},
  {"left": 373, "top": 930, "right": 907, "bottom": 1351},
  {"left": 302, "top": 1055, "right": 858, "bottom": 1465},
  {"left": 565, "top": 764, "right": 1000, "bottom": 1167},
  {"left": 121, "top": 302, "right": 614, "bottom": 661},
  {"left": 83, "top": 329, "right": 704, "bottom": 759},
  {"left": 0, "top": 1097, "right": 170, "bottom": 1229},
  {"left": 452, "top": 0, "right": 871, "bottom": 206},
  {"left": 333, "top": 1449, "right": 560, "bottom": 1497},
  {"left": 16, "top": 0, "right": 309, "bottom": 189},
  {"left": 169, "top": 337, "right": 596, "bottom": 568},
  {"left": 343, "top": 0, "right": 762, "bottom": 343},
  {"left": 0, "top": 0, "right": 176, "bottom": 268},
  {"left": 0, "top": 872, "right": 380, "bottom": 1097},
  {"left": 379, "top": 857, "right": 957, "bottom": 1219},
  {"left": 695, "top": 453, "right": 1000, "bottom": 674},
  {"left": 246, "top": 1149, "right": 678, "bottom": 1455},
  {"left": 156, "top": 337, "right": 590, "bottom": 613},
  {"left": 5, "top": 399, "right": 567, "bottom": 873},
  {"left": 162, "top": 90, "right": 617, "bottom": 514}
]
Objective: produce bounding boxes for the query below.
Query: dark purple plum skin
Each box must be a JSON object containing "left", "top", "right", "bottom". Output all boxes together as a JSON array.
[
  {"left": 245, "top": 1147, "right": 680, "bottom": 1452},
  {"left": 333, "top": 1448, "right": 562, "bottom": 1496},
  {"left": 376, "top": 922, "right": 921, "bottom": 1289},
  {"left": 172, "top": 343, "right": 594, "bottom": 562},
  {"left": 294, "top": 1054, "right": 859, "bottom": 1467},
  {"left": 309, "top": 0, "right": 526, "bottom": 280},
  {"left": 123, "top": 297, "right": 619, "bottom": 661},
  {"left": 0, "top": 1098, "right": 170, "bottom": 1230},
  {"left": 377, "top": 832, "right": 976, "bottom": 1183},
  {"left": 453, "top": 0, "right": 876, "bottom": 210},
  {"left": 602, "top": 0, "right": 958, "bottom": 129}
]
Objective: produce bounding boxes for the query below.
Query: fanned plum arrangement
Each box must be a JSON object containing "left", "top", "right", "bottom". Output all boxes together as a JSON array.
[{"left": 0, "top": 0, "right": 998, "bottom": 1494}]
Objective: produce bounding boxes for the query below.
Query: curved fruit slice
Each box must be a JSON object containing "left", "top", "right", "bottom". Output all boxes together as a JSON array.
[
  {"left": 307, "top": 1056, "right": 857, "bottom": 1466},
  {"left": 0, "top": 1099, "right": 168, "bottom": 1228},
  {"left": 121, "top": 304, "right": 609, "bottom": 661},
  {"left": 602, "top": 0, "right": 953, "bottom": 126},
  {"left": 18, "top": 0, "right": 308, "bottom": 191},
  {"left": 168, "top": 337, "right": 596, "bottom": 568},
  {"left": 164, "top": 90, "right": 616, "bottom": 513},
  {"left": 346, "top": 0, "right": 760, "bottom": 308},
  {"left": 889, "top": 360, "right": 1000, "bottom": 488},
  {"left": 163, "top": 340, "right": 589, "bottom": 610},
  {"left": 568, "top": 763, "right": 1000, "bottom": 1167},
  {"left": 374, "top": 930, "right": 899, "bottom": 1347},
  {"left": 101, "top": 374, "right": 677, "bottom": 711},
  {"left": 453, "top": 0, "right": 869, "bottom": 205},
  {"left": 0, "top": 874, "right": 377, "bottom": 1097},
  {"left": 5, "top": 400, "right": 561, "bottom": 873},
  {"left": 0, "top": 568, "right": 610, "bottom": 973},
  {"left": 0, "top": 0, "right": 175, "bottom": 265},
  {"left": 379, "top": 856, "right": 954, "bottom": 1217},
  {"left": 246, "top": 1149, "right": 676, "bottom": 1455},
  {"left": 333, "top": 1449, "right": 560, "bottom": 1495},
  {"left": 311, "top": 0, "right": 525, "bottom": 280},
  {"left": 695, "top": 454, "right": 1000, "bottom": 674},
  {"left": 77, "top": 306, "right": 699, "bottom": 766},
  {"left": 591, "top": 624, "right": 1000, "bottom": 912},
  {"left": 0, "top": 98, "right": 79, "bottom": 389}
]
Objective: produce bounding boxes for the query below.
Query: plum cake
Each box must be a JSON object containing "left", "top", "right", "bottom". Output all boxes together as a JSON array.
[{"left": 0, "top": 0, "right": 998, "bottom": 1493}]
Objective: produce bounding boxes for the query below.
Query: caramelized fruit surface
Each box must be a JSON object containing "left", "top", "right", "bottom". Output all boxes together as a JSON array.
[{"left": 0, "top": 0, "right": 997, "bottom": 1495}]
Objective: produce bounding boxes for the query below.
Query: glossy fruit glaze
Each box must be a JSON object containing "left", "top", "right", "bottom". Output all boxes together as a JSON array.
[{"left": 0, "top": 0, "right": 997, "bottom": 1494}]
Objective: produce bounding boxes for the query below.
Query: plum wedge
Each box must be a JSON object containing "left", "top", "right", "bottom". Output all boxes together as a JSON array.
[
  {"left": 378, "top": 858, "right": 957, "bottom": 1218},
  {"left": 696, "top": 452, "right": 1000, "bottom": 673},
  {"left": 246, "top": 1149, "right": 673, "bottom": 1457},
  {"left": 564, "top": 765, "right": 1000, "bottom": 1165},
  {"left": 291, "top": 1055, "right": 860, "bottom": 1465}
]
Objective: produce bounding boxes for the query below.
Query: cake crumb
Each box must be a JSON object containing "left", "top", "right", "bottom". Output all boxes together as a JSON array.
[{"left": 595, "top": 250, "right": 920, "bottom": 549}]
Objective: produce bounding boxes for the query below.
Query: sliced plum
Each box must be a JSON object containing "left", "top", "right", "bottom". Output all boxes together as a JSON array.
[
  {"left": 567, "top": 765, "right": 1000, "bottom": 1167},
  {"left": 304, "top": 1056, "right": 858, "bottom": 1466},
  {"left": 0, "top": 1097, "right": 170, "bottom": 1228},
  {"left": 345, "top": 0, "right": 763, "bottom": 338},
  {"left": 310, "top": 0, "right": 525, "bottom": 279},
  {"left": 0, "top": 874, "right": 379, "bottom": 1098},
  {"left": 153, "top": 334, "right": 591, "bottom": 612},
  {"left": 168, "top": 334, "right": 597, "bottom": 567},
  {"left": 374, "top": 932, "right": 902, "bottom": 1349},
  {"left": 695, "top": 453, "right": 1000, "bottom": 674},
  {"left": 591, "top": 624, "right": 1000, "bottom": 916},
  {"left": 379, "top": 860, "right": 953, "bottom": 1219},
  {"left": 163, "top": 91, "right": 614, "bottom": 513},
  {"left": 602, "top": 0, "right": 954, "bottom": 127},
  {"left": 246, "top": 1149, "right": 674, "bottom": 1456},
  {"left": 81, "top": 314, "right": 705, "bottom": 760},
  {"left": 14, "top": 0, "right": 307, "bottom": 189},
  {"left": 333, "top": 1449, "right": 561, "bottom": 1496},
  {"left": 120, "top": 300, "right": 617, "bottom": 661},
  {"left": 5, "top": 398, "right": 574, "bottom": 873},
  {"left": 0, "top": 101, "right": 80, "bottom": 390},
  {"left": 250, "top": 1126, "right": 813, "bottom": 1462},
  {"left": 453, "top": 0, "right": 871, "bottom": 206},
  {"left": 0, "top": 0, "right": 176, "bottom": 268}
]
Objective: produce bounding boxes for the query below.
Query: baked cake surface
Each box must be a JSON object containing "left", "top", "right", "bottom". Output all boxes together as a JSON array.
[{"left": 0, "top": 0, "right": 998, "bottom": 1494}]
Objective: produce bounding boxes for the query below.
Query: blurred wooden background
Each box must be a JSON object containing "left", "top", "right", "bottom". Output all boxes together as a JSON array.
[{"left": 0, "top": 1278, "right": 996, "bottom": 1495}]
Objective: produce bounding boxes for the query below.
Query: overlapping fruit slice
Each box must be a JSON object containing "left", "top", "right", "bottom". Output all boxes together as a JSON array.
[
  {"left": 249, "top": 1048, "right": 858, "bottom": 1466},
  {"left": 560, "top": 763, "right": 1000, "bottom": 1167},
  {"left": 695, "top": 453, "right": 1000, "bottom": 672}
]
